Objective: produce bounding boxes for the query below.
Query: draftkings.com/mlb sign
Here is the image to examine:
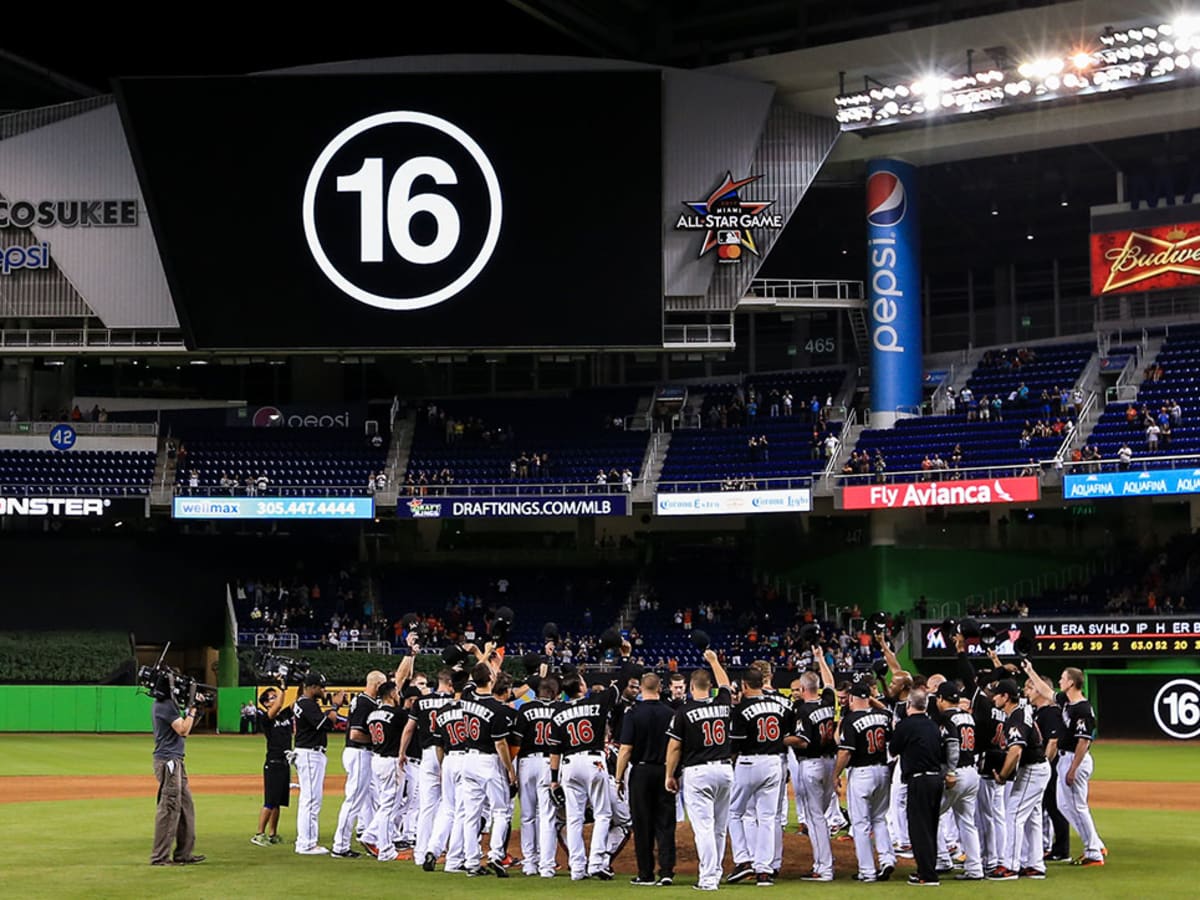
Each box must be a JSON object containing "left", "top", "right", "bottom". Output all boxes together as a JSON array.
[
  {"left": 397, "top": 495, "right": 630, "bottom": 518},
  {"left": 841, "top": 476, "right": 1040, "bottom": 510}
]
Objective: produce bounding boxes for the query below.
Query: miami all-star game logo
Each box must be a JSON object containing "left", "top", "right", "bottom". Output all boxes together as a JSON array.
[{"left": 676, "top": 172, "right": 783, "bottom": 264}]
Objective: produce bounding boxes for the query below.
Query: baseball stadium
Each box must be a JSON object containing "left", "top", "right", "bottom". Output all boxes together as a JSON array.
[{"left": 2, "top": 2, "right": 1200, "bottom": 897}]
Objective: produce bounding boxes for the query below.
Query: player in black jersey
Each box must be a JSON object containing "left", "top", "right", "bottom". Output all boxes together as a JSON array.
[
  {"left": 791, "top": 656, "right": 840, "bottom": 882},
  {"left": 665, "top": 649, "right": 734, "bottom": 890},
  {"left": 989, "top": 679, "right": 1050, "bottom": 880},
  {"left": 727, "top": 666, "right": 793, "bottom": 884},
  {"left": 1054, "top": 666, "right": 1105, "bottom": 865},
  {"left": 834, "top": 680, "right": 896, "bottom": 882},
  {"left": 251, "top": 684, "right": 293, "bottom": 847},
  {"left": 512, "top": 675, "right": 562, "bottom": 878},
  {"left": 877, "top": 633, "right": 915, "bottom": 859},
  {"left": 932, "top": 682, "right": 983, "bottom": 879},
  {"left": 1018, "top": 661, "right": 1070, "bottom": 862},
  {"left": 549, "top": 668, "right": 620, "bottom": 880},
  {"left": 360, "top": 681, "right": 409, "bottom": 862},
  {"left": 293, "top": 675, "right": 347, "bottom": 855},
  {"left": 456, "top": 661, "right": 516, "bottom": 878},
  {"left": 408, "top": 668, "right": 457, "bottom": 870}
]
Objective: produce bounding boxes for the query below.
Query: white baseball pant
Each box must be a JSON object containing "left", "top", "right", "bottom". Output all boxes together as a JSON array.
[
  {"left": 333, "top": 746, "right": 373, "bottom": 853},
  {"left": 847, "top": 765, "right": 895, "bottom": 881},
  {"left": 518, "top": 754, "right": 557, "bottom": 877},
  {"left": 607, "top": 770, "right": 632, "bottom": 859},
  {"left": 362, "top": 755, "right": 403, "bottom": 860},
  {"left": 1004, "top": 761, "right": 1050, "bottom": 872},
  {"left": 976, "top": 775, "right": 1008, "bottom": 872},
  {"left": 729, "top": 755, "right": 782, "bottom": 875},
  {"left": 771, "top": 757, "right": 786, "bottom": 872},
  {"left": 397, "top": 757, "right": 419, "bottom": 841},
  {"left": 936, "top": 767, "right": 982, "bottom": 877},
  {"left": 683, "top": 761, "right": 733, "bottom": 890},
  {"left": 414, "top": 747, "right": 444, "bottom": 865},
  {"left": 889, "top": 762, "right": 910, "bottom": 848},
  {"left": 787, "top": 751, "right": 806, "bottom": 827},
  {"left": 799, "top": 757, "right": 836, "bottom": 879},
  {"left": 293, "top": 748, "right": 327, "bottom": 853},
  {"left": 486, "top": 757, "right": 514, "bottom": 860},
  {"left": 458, "top": 752, "right": 508, "bottom": 870},
  {"left": 1058, "top": 750, "right": 1104, "bottom": 861},
  {"left": 561, "top": 752, "right": 612, "bottom": 878},
  {"left": 438, "top": 753, "right": 467, "bottom": 869}
]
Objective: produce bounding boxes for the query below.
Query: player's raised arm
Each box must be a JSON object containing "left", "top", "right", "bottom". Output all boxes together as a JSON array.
[{"left": 703, "top": 648, "right": 730, "bottom": 689}]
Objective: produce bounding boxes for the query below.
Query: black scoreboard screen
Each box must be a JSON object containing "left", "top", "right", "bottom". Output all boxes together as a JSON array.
[{"left": 914, "top": 616, "right": 1200, "bottom": 659}]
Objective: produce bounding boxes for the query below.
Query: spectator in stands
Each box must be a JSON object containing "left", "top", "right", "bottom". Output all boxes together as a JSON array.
[
  {"left": 1019, "top": 427, "right": 1031, "bottom": 450},
  {"left": 944, "top": 388, "right": 956, "bottom": 415},
  {"left": 622, "top": 467, "right": 633, "bottom": 492},
  {"left": 1146, "top": 421, "right": 1161, "bottom": 452},
  {"left": 375, "top": 471, "right": 388, "bottom": 492},
  {"left": 256, "top": 472, "right": 270, "bottom": 494},
  {"left": 759, "top": 435, "right": 769, "bottom": 462},
  {"left": 920, "top": 455, "right": 933, "bottom": 481},
  {"left": 842, "top": 453, "right": 858, "bottom": 476},
  {"left": 595, "top": 469, "right": 608, "bottom": 489},
  {"left": 978, "top": 395, "right": 991, "bottom": 422},
  {"left": 768, "top": 389, "right": 781, "bottom": 417},
  {"left": 874, "top": 451, "right": 887, "bottom": 484},
  {"left": 1017, "top": 383, "right": 1030, "bottom": 403},
  {"left": 1118, "top": 442, "right": 1133, "bottom": 470},
  {"left": 966, "top": 392, "right": 979, "bottom": 421},
  {"left": 950, "top": 444, "right": 964, "bottom": 469},
  {"left": 747, "top": 397, "right": 758, "bottom": 424},
  {"left": 1170, "top": 399, "right": 1183, "bottom": 426},
  {"left": 783, "top": 390, "right": 793, "bottom": 416},
  {"left": 187, "top": 469, "right": 200, "bottom": 492},
  {"left": 992, "top": 394, "right": 1003, "bottom": 421},
  {"left": 823, "top": 432, "right": 838, "bottom": 459}
]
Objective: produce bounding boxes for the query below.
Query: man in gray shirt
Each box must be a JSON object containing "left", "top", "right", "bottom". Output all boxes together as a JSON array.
[{"left": 151, "top": 681, "right": 205, "bottom": 866}]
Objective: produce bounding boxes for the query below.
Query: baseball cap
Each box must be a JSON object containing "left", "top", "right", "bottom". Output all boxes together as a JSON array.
[
  {"left": 303, "top": 673, "right": 325, "bottom": 688},
  {"left": 935, "top": 682, "right": 960, "bottom": 703},
  {"left": 848, "top": 680, "right": 873, "bottom": 698},
  {"left": 990, "top": 678, "right": 1019, "bottom": 699}
]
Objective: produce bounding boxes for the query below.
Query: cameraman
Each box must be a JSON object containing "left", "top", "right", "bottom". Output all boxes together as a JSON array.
[
  {"left": 294, "top": 674, "right": 348, "bottom": 855},
  {"left": 150, "top": 674, "right": 205, "bottom": 866},
  {"left": 251, "top": 683, "right": 293, "bottom": 847}
]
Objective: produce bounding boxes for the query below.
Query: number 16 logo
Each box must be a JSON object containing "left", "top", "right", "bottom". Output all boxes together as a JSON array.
[{"left": 302, "top": 111, "right": 503, "bottom": 311}]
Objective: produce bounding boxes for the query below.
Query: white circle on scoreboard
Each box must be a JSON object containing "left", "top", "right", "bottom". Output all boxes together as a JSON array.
[{"left": 1152, "top": 677, "right": 1200, "bottom": 739}]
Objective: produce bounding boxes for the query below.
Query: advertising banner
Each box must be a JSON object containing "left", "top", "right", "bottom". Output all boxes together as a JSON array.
[
  {"left": 117, "top": 73, "right": 662, "bottom": 350},
  {"left": 655, "top": 488, "right": 811, "bottom": 516},
  {"left": 1091, "top": 674, "right": 1200, "bottom": 740},
  {"left": 0, "top": 496, "right": 146, "bottom": 519},
  {"left": 172, "top": 496, "right": 374, "bottom": 520},
  {"left": 397, "top": 494, "right": 629, "bottom": 519},
  {"left": 841, "top": 476, "right": 1039, "bottom": 510},
  {"left": 1064, "top": 468, "right": 1200, "bottom": 500},
  {"left": 915, "top": 616, "right": 1200, "bottom": 659},
  {"left": 1090, "top": 220, "right": 1200, "bottom": 296},
  {"left": 226, "top": 405, "right": 363, "bottom": 429},
  {"left": 866, "top": 159, "right": 921, "bottom": 427}
]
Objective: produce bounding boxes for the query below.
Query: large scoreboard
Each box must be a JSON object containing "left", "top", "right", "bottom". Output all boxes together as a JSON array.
[{"left": 913, "top": 616, "right": 1200, "bottom": 660}]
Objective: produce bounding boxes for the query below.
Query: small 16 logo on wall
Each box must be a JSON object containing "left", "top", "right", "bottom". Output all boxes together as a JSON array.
[
  {"left": 302, "top": 111, "right": 503, "bottom": 312},
  {"left": 676, "top": 172, "right": 783, "bottom": 264}
]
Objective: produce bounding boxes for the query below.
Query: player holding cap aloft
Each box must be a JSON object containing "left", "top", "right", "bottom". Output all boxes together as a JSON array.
[
  {"left": 359, "top": 680, "right": 410, "bottom": 861},
  {"left": 989, "top": 678, "right": 1051, "bottom": 880},
  {"left": 932, "top": 682, "right": 985, "bottom": 880},
  {"left": 790, "top": 642, "right": 840, "bottom": 882},
  {"left": 665, "top": 647, "right": 735, "bottom": 891},
  {"left": 833, "top": 678, "right": 896, "bottom": 883}
]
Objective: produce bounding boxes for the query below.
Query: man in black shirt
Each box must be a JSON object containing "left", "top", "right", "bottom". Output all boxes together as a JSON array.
[
  {"left": 512, "top": 676, "right": 563, "bottom": 878},
  {"left": 933, "top": 682, "right": 983, "bottom": 879},
  {"left": 252, "top": 684, "right": 293, "bottom": 847},
  {"left": 360, "top": 681, "right": 409, "bottom": 861},
  {"left": 549, "top": 668, "right": 620, "bottom": 881},
  {"left": 616, "top": 672, "right": 677, "bottom": 886},
  {"left": 833, "top": 680, "right": 895, "bottom": 883},
  {"left": 989, "top": 679, "right": 1051, "bottom": 880},
  {"left": 665, "top": 648, "right": 734, "bottom": 891},
  {"left": 293, "top": 675, "right": 348, "bottom": 855},
  {"left": 150, "top": 678, "right": 203, "bottom": 866},
  {"left": 727, "top": 667, "right": 793, "bottom": 885},
  {"left": 889, "top": 687, "right": 949, "bottom": 886}
]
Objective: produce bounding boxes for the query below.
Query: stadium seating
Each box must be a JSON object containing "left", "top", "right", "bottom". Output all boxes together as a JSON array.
[
  {"left": 405, "top": 389, "right": 648, "bottom": 490},
  {"left": 173, "top": 429, "right": 387, "bottom": 496},
  {"left": 1088, "top": 326, "right": 1200, "bottom": 466},
  {"left": 0, "top": 449, "right": 155, "bottom": 496},
  {"left": 964, "top": 342, "right": 1094, "bottom": 405}
]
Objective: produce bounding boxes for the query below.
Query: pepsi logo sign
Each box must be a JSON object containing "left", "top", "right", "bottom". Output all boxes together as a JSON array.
[
  {"left": 252, "top": 407, "right": 351, "bottom": 428},
  {"left": 866, "top": 171, "right": 906, "bottom": 227}
]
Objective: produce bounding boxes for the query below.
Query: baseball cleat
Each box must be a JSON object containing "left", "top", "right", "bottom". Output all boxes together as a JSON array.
[
  {"left": 756, "top": 873, "right": 775, "bottom": 887},
  {"left": 360, "top": 843, "right": 378, "bottom": 858},
  {"left": 422, "top": 852, "right": 437, "bottom": 872},
  {"left": 1073, "top": 856, "right": 1104, "bottom": 867},
  {"left": 954, "top": 874, "right": 985, "bottom": 881},
  {"left": 250, "top": 833, "right": 271, "bottom": 847},
  {"left": 693, "top": 886, "right": 719, "bottom": 892},
  {"left": 727, "top": 862, "right": 755, "bottom": 884},
  {"left": 987, "top": 867, "right": 1019, "bottom": 880},
  {"left": 500, "top": 854, "right": 521, "bottom": 869},
  {"left": 630, "top": 876, "right": 657, "bottom": 885},
  {"left": 799, "top": 872, "right": 833, "bottom": 882},
  {"left": 1044, "top": 853, "right": 1071, "bottom": 862},
  {"left": 466, "top": 866, "right": 492, "bottom": 877},
  {"left": 296, "top": 846, "right": 329, "bottom": 855},
  {"left": 1102, "top": 848, "right": 1109, "bottom": 857},
  {"left": 443, "top": 866, "right": 467, "bottom": 874},
  {"left": 1019, "top": 868, "right": 1046, "bottom": 879},
  {"left": 657, "top": 875, "right": 675, "bottom": 886},
  {"left": 852, "top": 873, "right": 877, "bottom": 882},
  {"left": 331, "top": 849, "right": 361, "bottom": 859},
  {"left": 488, "top": 860, "right": 510, "bottom": 878},
  {"left": 906, "top": 874, "right": 940, "bottom": 887},
  {"left": 879, "top": 864, "right": 896, "bottom": 881},
  {"left": 592, "top": 868, "right": 615, "bottom": 881},
  {"left": 896, "top": 845, "right": 915, "bottom": 859}
]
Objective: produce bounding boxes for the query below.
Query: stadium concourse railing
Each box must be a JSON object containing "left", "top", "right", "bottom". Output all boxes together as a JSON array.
[
  {"left": 1060, "top": 452, "right": 1200, "bottom": 475},
  {"left": 4, "top": 421, "right": 158, "bottom": 436},
  {"left": 237, "top": 631, "right": 393, "bottom": 655},
  {"left": 396, "top": 480, "right": 637, "bottom": 497},
  {"left": 655, "top": 474, "right": 814, "bottom": 494},
  {"left": 830, "top": 460, "right": 1050, "bottom": 487}
]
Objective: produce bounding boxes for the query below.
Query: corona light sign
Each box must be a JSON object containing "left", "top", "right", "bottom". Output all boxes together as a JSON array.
[{"left": 1090, "top": 221, "right": 1200, "bottom": 296}]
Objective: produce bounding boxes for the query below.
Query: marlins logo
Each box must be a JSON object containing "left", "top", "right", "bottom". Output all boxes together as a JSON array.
[{"left": 866, "top": 171, "right": 907, "bottom": 227}]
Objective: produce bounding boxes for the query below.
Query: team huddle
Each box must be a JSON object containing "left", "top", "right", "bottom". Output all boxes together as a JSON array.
[{"left": 249, "top": 630, "right": 1106, "bottom": 887}]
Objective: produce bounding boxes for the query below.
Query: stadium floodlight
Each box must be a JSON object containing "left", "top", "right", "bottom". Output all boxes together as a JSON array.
[{"left": 835, "top": 14, "right": 1200, "bottom": 131}]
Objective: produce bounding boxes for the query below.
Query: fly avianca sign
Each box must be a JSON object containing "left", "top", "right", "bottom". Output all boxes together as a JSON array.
[{"left": 841, "top": 476, "right": 1040, "bottom": 510}]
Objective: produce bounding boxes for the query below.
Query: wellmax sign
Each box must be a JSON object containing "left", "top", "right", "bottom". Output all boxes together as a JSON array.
[{"left": 1064, "top": 469, "right": 1200, "bottom": 500}]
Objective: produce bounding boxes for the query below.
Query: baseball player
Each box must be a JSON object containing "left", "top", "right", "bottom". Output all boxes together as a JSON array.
[
  {"left": 512, "top": 675, "right": 562, "bottom": 877},
  {"left": 1017, "top": 662, "right": 1070, "bottom": 862},
  {"left": 549, "top": 668, "right": 620, "bottom": 880},
  {"left": 251, "top": 683, "right": 293, "bottom": 847},
  {"left": 396, "top": 682, "right": 425, "bottom": 849},
  {"left": 485, "top": 672, "right": 520, "bottom": 868},
  {"left": 665, "top": 648, "right": 734, "bottom": 891},
  {"left": 1056, "top": 667, "right": 1105, "bottom": 866},
  {"left": 331, "top": 671, "right": 385, "bottom": 858},
  {"left": 409, "top": 667, "right": 457, "bottom": 870},
  {"left": 666, "top": 673, "right": 688, "bottom": 823},
  {"left": 450, "top": 661, "right": 516, "bottom": 878},
  {"left": 727, "top": 666, "right": 793, "bottom": 885},
  {"left": 430, "top": 691, "right": 470, "bottom": 873},
  {"left": 292, "top": 675, "right": 347, "bottom": 855},
  {"left": 603, "top": 670, "right": 640, "bottom": 868},
  {"left": 932, "top": 682, "right": 984, "bottom": 879},
  {"left": 791, "top": 654, "right": 839, "bottom": 882},
  {"left": 989, "top": 678, "right": 1051, "bottom": 880},
  {"left": 360, "top": 680, "right": 410, "bottom": 861},
  {"left": 833, "top": 679, "right": 895, "bottom": 883},
  {"left": 877, "top": 635, "right": 914, "bottom": 859}
]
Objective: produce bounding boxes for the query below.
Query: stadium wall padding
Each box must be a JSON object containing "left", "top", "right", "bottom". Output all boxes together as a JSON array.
[
  {"left": 217, "top": 687, "right": 256, "bottom": 733},
  {"left": 0, "top": 686, "right": 152, "bottom": 732}
]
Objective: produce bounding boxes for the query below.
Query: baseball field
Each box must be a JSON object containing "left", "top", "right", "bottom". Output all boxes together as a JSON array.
[{"left": 1, "top": 735, "right": 1197, "bottom": 898}]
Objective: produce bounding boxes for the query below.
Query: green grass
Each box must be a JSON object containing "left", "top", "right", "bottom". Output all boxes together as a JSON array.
[{"left": 1, "top": 735, "right": 1198, "bottom": 897}]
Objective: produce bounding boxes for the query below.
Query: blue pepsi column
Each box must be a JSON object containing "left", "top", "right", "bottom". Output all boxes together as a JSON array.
[{"left": 866, "top": 159, "right": 921, "bottom": 428}]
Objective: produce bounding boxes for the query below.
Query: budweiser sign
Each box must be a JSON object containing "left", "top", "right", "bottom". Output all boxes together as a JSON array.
[
  {"left": 1090, "top": 221, "right": 1200, "bottom": 296},
  {"left": 841, "top": 476, "right": 1041, "bottom": 510}
]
